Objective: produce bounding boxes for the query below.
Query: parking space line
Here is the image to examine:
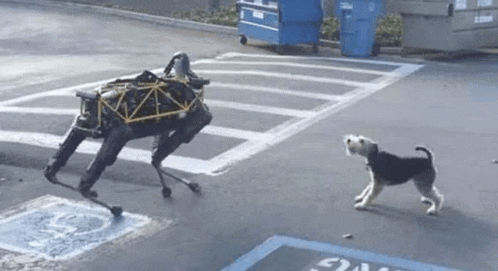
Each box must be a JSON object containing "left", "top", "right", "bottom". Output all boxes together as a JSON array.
[
  {"left": 0, "top": 53, "right": 424, "bottom": 176},
  {"left": 208, "top": 82, "right": 343, "bottom": 101},
  {"left": 197, "top": 70, "right": 376, "bottom": 88},
  {"left": 206, "top": 99, "right": 317, "bottom": 118},
  {"left": 203, "top": 63, "right": 423, "bottom": 174},
  {"left": 201, "top": 126, "right": 267, "bottom": 141},
  {"left": 222, "top": 235, "right": 459, "bottom": 271},
  {"left": 0, "top": 106, "right": 78, "bottom": 115},
  {"left": 216, "top": 52, "right": 415, "bottom": 66},
  {"left": 0, "top": 68, "right": 164, "bottom": 107},
  {"left": 196, "top": 60, "right": 390, "bottom": 76},
  {"left": 0, "top": 81, "right": 104, "bottom": 107},
  {"left": 0, "top": 102, "right": 269, "bottom": 141},
  {"left": 0, "top": 130, "right": 213, "bottom": 174}
]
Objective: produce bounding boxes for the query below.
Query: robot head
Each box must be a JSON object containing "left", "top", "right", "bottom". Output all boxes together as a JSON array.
[{"left": 164, "top": 52, "right": 190, "bottom": 78}]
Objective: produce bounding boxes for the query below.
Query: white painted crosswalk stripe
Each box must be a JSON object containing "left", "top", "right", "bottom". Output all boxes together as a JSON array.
[
  {"left": 195, "top": 60, "right": 390, "bottom": 76},
  {"left": 216, "top": 52, "right": 411, "bottom": 66},
  {"left": 204, "top": 63, "right": 424, "bottom": 174},
  {"left": 0, "top": 100, "right": 320, "bottom": 119},
  {"left": 0, "top": 130, "right": 213, "bottom": 174},
  {"left": 0, "top": 106, "right": 79, "bottom": 115},
  {"left": 206, "top": 99, "right": 317, "bottom": 118},
  {"left": 201, "top": 126, "right": 267, "bottom": 141},
  {"left": 0, "top": 53, "right": 424, "bottom": 175},
  {"left": 207, "top": 82, "right": 343, "bottom": 101},
  {"left": 196, "top": 70, "right": 376, "bottom": 88}
]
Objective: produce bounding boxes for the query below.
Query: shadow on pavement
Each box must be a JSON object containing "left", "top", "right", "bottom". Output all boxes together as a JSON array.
[{"left": 367, "top": 204, "right": 498, "bottom": 257}]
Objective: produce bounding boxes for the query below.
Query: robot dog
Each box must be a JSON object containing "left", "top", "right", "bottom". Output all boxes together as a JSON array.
[{"left": 44, "top": 52, "right": 212, "bottom": 216}]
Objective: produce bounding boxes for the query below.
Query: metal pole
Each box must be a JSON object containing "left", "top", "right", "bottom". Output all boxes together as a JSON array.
[{"left": 208, "top": 0, "right": 220, "bottom": 12}]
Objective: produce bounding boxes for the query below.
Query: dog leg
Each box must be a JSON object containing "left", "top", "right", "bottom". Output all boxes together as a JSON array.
[
  {"left": 355, "top": 182, "right": 372, "bottom": 202},
  {"left": 355, "top": 181, "right": 383, "bottom": 210},
  {"left": 420, "top": 196, "right": 433, "bottom": 204},
  {"left": 413, "top": 170, "right": 443, "bottom": 215},
  {"left": 423, "top": 186, "right": 444, "bottom": 215},
  {"left": 355, "top": 170, "right": 376, "bottom": 202}
]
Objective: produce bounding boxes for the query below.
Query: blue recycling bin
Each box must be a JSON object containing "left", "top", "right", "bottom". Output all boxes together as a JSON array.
[
  {"left": 334, "top": 0, "right": 385, "bottom": 57},
  {"left": 237, "top": 0, "right": 323, "bottom": 53}
]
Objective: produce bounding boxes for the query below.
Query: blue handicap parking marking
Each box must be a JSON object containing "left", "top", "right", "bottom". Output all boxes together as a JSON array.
[
  {"left": 222, "top": 235, "right": 460, "bottom": 271},
  {"left": 0, "top": 195, "right": 150, "bottom": 260}
]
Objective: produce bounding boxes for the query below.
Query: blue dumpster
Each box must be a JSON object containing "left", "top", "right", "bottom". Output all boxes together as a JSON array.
[
  {"left": 237, "top": 0, "right": 323, "bottom": 53},
  {"left": 334, "top": 0, "right": 385, "bottom": 57}
]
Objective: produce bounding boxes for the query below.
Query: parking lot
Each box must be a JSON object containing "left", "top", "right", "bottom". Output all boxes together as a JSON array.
[{"left": 1, "top": 1, "right": 498, "bottom": 270}]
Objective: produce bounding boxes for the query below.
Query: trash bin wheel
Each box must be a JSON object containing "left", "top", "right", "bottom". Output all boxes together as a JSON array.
[
  {"left": 372, "top": 42, "right": 381, "bottom": 57},
  {"left": 239, "top": 35, "right": 247, "bottom": 45},
  {"left": 312, "top": 44, "right": 319, "bottom": 54}
]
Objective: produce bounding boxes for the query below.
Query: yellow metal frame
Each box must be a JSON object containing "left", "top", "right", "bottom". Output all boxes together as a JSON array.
[{"left": 91, "top": 79, "right": 204, "bottom": 125}]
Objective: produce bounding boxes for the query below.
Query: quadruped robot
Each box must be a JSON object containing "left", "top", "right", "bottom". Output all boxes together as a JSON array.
[{"left": 43, "top": 52, "right": 212, "bottom": 216}]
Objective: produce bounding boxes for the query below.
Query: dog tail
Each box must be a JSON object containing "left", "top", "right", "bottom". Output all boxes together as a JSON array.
[{"left": 415, "top": 146, "right": 434, "bottom": 163}]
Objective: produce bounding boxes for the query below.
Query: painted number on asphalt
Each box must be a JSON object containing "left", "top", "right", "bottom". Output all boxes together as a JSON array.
[
  {"left": 222, "top": 235, "right": 459, "bottom": 271},
  {"left": 310, "top": 257, "right": 402, "bottom": 271}
]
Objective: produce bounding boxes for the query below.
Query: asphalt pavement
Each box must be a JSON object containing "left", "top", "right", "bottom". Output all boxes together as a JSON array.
[{"left": 1, "top": 1, "right": 498, "bottom": 271}]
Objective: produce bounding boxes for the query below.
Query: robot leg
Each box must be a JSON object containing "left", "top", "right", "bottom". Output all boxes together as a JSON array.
[
  {"left": 78, "top": 126, "right": 130, "bottom": 196},
  {"left": 44, "top": 126, "right": 87, "bottom": 183},
  {"left": 180, "top": 106, "right": 212, "bottom": 144},
  {"left": 150, "top": 106, "right": 212, "bottom": 165},
  {"left": 151, "top": 132, "right": 186, "bottom": 197},
  {"left": 77, "top": 126, "right": 130, "bottom": 216},
  {"left": 150, "top": 107, "right": 211, "bottom": 197}
]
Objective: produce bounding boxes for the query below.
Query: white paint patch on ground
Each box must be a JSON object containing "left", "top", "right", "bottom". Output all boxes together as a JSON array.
[
  {"left": 208, "top": 82, "right": 344, "bottom": 101},
  {"left": 196, "top": 70, "right": 377, "bottom": 88},
  {"left": 195, "top": 59, "right": 390, "bottom": 76},
  {"left": 0, "top": 53, "right": 424, "bottom": 175},
  {"left": 0, "top": 195, "right": 167, "bottom": 267}
]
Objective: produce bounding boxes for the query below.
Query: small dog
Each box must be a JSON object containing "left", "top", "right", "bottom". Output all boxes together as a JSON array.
[{"left": 343, "top": 134, "right": 444, "bottom": 215}]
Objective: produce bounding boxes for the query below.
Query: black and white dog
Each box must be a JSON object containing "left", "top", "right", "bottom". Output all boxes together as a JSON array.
[{"left": 343, "top": 134, "right": 444, "bottom": 215}]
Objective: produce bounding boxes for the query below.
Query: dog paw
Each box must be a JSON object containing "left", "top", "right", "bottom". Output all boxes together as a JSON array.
[
  {"left": 420, "top": 196, "right": 432, "bottom": 204},
  {"left": 354, "top": 202, "right": 367, "bottom": 210},
  {"left": 426, "top": 206, "right": 438, "bottom": 216}
]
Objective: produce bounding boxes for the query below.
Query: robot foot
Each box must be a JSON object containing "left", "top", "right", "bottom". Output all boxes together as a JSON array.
[
  {"left": 43, "top": 166, "right": 58, "bottom": 184},
  {"left": 162, "top": 187, "right": 172, "bottom": 198},
  {"left": 157, "top": 168, "right": 201, "bottom": 194},
  {"left": 45, "top": 172, "right": 99, "bottom": 198},
  {"left": 81, "top": 191, "right": 123, "bottom": 217}
]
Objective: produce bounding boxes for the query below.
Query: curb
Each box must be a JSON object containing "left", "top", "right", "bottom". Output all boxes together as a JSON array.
[
  {"left": 3, "top": 0, "right": 404, "bottom": 55},
  {"left": 319, "top": 39, "right": 402, "bottom": 55}
]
